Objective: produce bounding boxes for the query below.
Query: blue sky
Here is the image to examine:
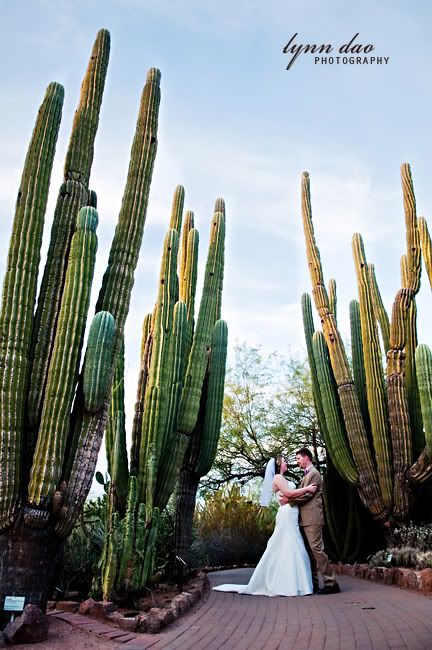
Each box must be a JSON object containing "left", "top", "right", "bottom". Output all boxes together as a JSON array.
[{"left": 1, "top": 1, "right": 432, "bottom": 484}]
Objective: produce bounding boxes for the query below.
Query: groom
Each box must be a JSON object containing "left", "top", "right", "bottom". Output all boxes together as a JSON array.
[{"left": 280, "top": 448, "right": 340, "bottom": 595}]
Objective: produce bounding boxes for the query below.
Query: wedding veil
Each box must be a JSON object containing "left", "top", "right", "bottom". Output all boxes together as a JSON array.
[{"left": 259, "top": 457, "right": 275, "bottom": 506}]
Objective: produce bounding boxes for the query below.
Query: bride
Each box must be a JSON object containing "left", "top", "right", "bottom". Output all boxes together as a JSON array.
[{"left": 213, "top": 456, "right": 317, "bottom": 597}]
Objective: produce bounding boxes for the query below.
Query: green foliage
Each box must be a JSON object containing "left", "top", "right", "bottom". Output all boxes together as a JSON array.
[
  {"left": 201, "top": 343, "right": 322, "bottom": 493},
  {"left": 369, "top": 522, "right": 432, "bottom": 569},
  {"left": 62, "top": 497, "right": 106, "bottom": 595},
  {"left": 190, "top": 485, "right": 276, "bottom": 566},
  {"left": 390, "top": 521, "right": 432, "bottom": 551},
  {"left": 369, "top": 547, "right": 419, "bottom": 568}
]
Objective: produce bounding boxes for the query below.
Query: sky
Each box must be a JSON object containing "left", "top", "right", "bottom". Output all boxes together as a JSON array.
[{"left": 1, "top": 1, "right": 431, "bottom": 487}]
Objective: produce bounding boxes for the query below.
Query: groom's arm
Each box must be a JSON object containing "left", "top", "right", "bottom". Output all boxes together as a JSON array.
[{"left": 289, "top": 471, "right": 321, "bottom": 504}]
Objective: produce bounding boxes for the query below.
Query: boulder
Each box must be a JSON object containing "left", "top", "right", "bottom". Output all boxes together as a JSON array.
[
  {"left": 4, "top": 604, "right": 48, "bottom": 645},
  {"left": 78, "top": 599, "right": 116, "bottom": 617},
  {"left": 138, "top": 608, "right": 162, "bottom": 634},
  {"left": 418, "top": 568, "right": 432, "bottom": 592},
  {"left": 55, "top": 601, "right": 79, "bottom": 613},
  {"left": 106, "top": 611, "right": 139, "bottom": 632},
  {"left": 78, "top": 597, "right": 96, "bottom": 615}
]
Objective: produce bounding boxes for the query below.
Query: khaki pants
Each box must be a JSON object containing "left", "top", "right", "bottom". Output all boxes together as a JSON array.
[{"left": 301, "top": 524, "right": 335, "bottom": 587}]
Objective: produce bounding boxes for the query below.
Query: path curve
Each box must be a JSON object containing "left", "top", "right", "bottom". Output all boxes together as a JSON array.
[{"left": 116, "top": 568, "right": 432, "bottom": 649}]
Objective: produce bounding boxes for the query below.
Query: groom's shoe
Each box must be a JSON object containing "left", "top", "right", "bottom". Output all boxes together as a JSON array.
[{"left": 317, "top": 583, "right": 341, "bottom": 595}]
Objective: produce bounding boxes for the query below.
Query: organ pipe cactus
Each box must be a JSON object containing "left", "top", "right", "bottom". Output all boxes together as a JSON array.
[
  {"left": 301, "top": 171, "right": 387, "bottom": 522},
  {"left": 173, "top": 317, "right": 228, "bottom": 570},
  {"left": 98, "top": 189, "right": 227, "bottom": 598},
  {"left": 0, "top": 30, "right": 161, "bottom": 608},
  {"left": 301, "top": 163, "right": 432, "bottom": 526},
  {"left": 415, "top": 344, "right": 432, "bottom": 459}
]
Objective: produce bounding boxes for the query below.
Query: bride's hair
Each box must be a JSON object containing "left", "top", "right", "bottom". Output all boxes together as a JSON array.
[{"left": 275, "top": 453, "right": 284, "bottom": 474}]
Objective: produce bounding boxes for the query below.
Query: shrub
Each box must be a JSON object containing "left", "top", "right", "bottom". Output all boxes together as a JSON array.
[
  {"left": 62, "top": 497, "right": 106, "bottom": 596},
  {"left": 190, "top": 485, "right": 277, "bottom": 567},
  {"left": 369, "top": 545, "right": 432, "bottom": 570},
  {"left": 390, "top": 522, "right": 432, "bottom": 552}
]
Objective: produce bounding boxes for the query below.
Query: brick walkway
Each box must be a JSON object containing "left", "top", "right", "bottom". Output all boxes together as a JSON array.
[{"left": 110, "top": 568, "right": 432, "bottom": 650}]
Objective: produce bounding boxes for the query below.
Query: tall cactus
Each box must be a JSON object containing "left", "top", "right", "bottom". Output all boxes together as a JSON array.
[
  {"left": 301, "top": 164, "right": 432, "bottom": 526},
  {"left": 0, "top": 31, "right": 162, "bottom": 608},
  {"left": 28, "top": 29, "right": 110, "bottom": 435},
  {"left": 415, "top": 345, "right": 432, "bottom": 459},
  {"left": 173, "top": 318, "right": 228, "bottom": 570},
  {"left": 56, "top": 66, "right": 161, "bottom": 538},
  {"left": 0, "top": 82, "right": 64, "bottom": 529},
  {"left": 98, "top": 188, "right": 228, "bottom": 598},
  {"left": 301, "top": 171, "right": 387, "bottom": 522},
  {"left": 352, "top": 234, "right": 392, "bottom": 507}
]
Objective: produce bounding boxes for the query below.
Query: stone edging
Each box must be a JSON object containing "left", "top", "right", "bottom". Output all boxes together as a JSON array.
[
  {"left": 332, "top": 562, "right": 432, "bottom": 595},
  {"left": 50, "top": 570, "right": 209, "bottom": 635}
]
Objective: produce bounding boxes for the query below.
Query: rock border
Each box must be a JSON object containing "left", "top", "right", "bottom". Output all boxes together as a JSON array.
[
  {"left": 51, "top": 570, "right": 209, "bottom": 635},
  {"left": 332, "top": 562, "right": 432, "bottom": 595}
]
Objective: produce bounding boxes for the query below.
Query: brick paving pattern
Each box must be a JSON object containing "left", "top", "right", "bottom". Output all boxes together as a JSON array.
[{"left": 51, "top": 568, "right": 432, "bottom": 649}]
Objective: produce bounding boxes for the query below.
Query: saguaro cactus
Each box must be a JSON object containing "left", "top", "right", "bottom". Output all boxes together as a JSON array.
[
  {"left": 301, "top": 164, "right": 432, "bottom": 526},
  {"left": 0, "top": 31, "right": 162, "bottom": 609}
]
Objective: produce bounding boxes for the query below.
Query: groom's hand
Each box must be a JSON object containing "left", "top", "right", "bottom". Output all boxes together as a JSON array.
[{"left": 279, "top": 495, "right": 289, "bottom": 506}]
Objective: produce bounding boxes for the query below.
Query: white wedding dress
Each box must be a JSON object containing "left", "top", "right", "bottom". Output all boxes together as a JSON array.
[{"left": 213, "top": 483, "right": 313, "bottom": 597}]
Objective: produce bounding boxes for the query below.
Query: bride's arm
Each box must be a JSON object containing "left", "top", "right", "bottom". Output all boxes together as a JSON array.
[{"left": 272, "top": 474, "right": 317, "bottom": 498}]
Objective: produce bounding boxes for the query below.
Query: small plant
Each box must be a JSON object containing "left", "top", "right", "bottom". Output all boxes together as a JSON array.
[
  {"left": 369, "top": 546, "right": 418, "bottom": 568},
  {"left": 415, "top": 551, "right": 432, "bottom": 569},
  {"left": 390, "top": 522, "right": 432, "bottom": 551},
  {"left": 62, "top": 497, "right": 106, "bottom": 596}
]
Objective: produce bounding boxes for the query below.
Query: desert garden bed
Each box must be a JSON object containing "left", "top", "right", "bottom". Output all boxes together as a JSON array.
[{"left": 49, "top": 570, "right": 209, "bottom": 634}]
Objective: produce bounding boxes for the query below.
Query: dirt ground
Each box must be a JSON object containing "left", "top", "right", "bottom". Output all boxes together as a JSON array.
[{"left": 9, "top": 617, "right": 118, "bottom": 650}]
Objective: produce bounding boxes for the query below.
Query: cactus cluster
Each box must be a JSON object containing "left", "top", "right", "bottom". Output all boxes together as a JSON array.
[
  {"left": 98, "top": 188, "right": 228, "bottom": 598},
  {"left": 0, "top": 30, "right": 162, "bottom": 608},
  {"left": 301, "top": 164, "right": 432, "bottom": 525}
]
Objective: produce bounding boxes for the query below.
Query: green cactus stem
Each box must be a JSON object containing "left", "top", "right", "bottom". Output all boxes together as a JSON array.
[
  {"left": 312, "top": 331, "right": 358, "bottom": 485},
  {"left": 177, "top": 211, "right": 225, "bottom": 436},
  {"left": 160, "top": 301, "right": 188, "bottom": 463},
  {"left": 179, "top": 210, "right": 194, "bottom": 290},
  {"left": 116, "top": 476, "right": 138, "bottom": 588},
  {"left": 415, "top": 344, "right": 432, "bottom": 460},
  {"left": 401, "top": 255, "right": 424, "bottom": 458},
  {"left": 302, "top": 293, "right": 333, "bottom": 453},
  {"left": 349, "top": 300, "right": 369, "bottom": 429},
  {"left": 367, "top": 263, "right": 390, "bottom": 354},
  {"left": 130, "top": 314, "right": 152, "bottom": 477},
  {"left": 102, "top": 511, "right": 119, "bottom": 601},
  {"left": 194, "top": 319, "right": 228, "bottom": 476},
  {"left": 138, "top": 229, "right": 180, "bottom": 502},
  {"left": 56, "top": 67, "right": 161, "bottom": 538},
  {"left": 83, "top": 311, "right": 116, "bottom": 414},
  {"left": 0, "top": 82, "right": 64, "bottom": 529},
  {"left": 387, "top": 290, "right": 414, "bottom": 520},
  {"left": 179, "top": 225, "right": 199, "bottom": 356},
  {"left": 28, "top": 30, "right": 110, "bottom": 433},
  {"left": 107, "top": 377, "right": 129, "bottom": 515},
  {"left": 401, "top": 163, "right": 421, "bottom": 294},
  {"left": 301, "top": 171, "right": 387, "bottom": 522},
  {"left": 418, "top": 217, "right": 432, "bottom": 288},
  {"left": 328, "top": 278, "right": 337, "bottom": 323},
  {"left": 352, "top": 233, "right": 392, "bottom": 507},
  {"left": 173, "top": 320, "right": 228, "bottom": 572},
  {"left": 28, "top": 207, "right": 99, "bottom": 507},
  {"left": 169, "top": 185, "right": 185, "bottom": 232}
]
